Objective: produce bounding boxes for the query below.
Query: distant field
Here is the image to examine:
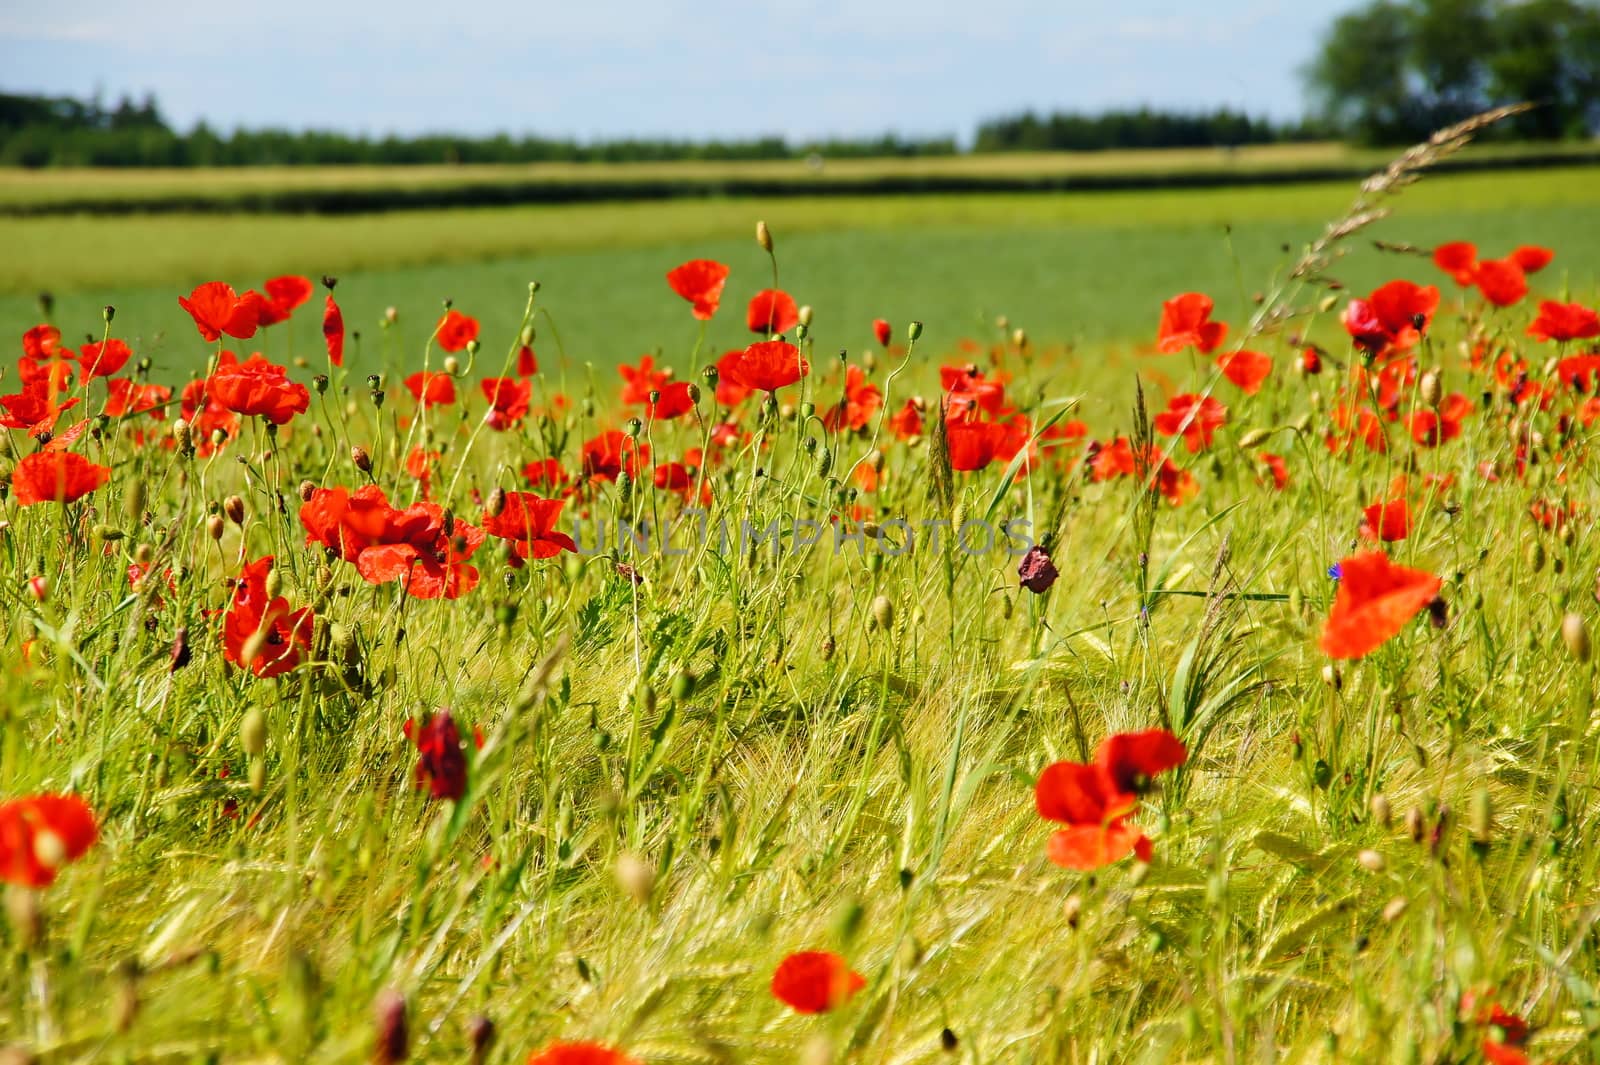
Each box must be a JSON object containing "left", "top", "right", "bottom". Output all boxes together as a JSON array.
[
  {"left": 2, "top": 140, "right": 1596, "bottom": 214},
  {"left": 3, "top": 167, "right": 1598, "bottom": 380}
]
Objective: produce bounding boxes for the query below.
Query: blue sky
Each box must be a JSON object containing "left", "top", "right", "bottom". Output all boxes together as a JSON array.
[{"left": 2, "top": 1, "right": 1364, "bottom": 142}]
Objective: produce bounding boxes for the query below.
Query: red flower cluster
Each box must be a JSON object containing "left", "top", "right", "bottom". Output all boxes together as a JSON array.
[
  {"left": 301, "top": 486, "right": 486, "bottom": 599},
  {"left": 223, "top": 556, "right": 314, "bottom": 678},
  {"left": 1035, "top": 729, "right": 1186, "bottom": 870},
  {"left": 205, "top": 351, "right": 311, "bottom": 425}
]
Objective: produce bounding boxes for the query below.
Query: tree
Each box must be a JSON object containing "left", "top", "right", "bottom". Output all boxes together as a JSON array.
[{"left": 1306, "top": 0, "right": 1600, "bottom": 143}]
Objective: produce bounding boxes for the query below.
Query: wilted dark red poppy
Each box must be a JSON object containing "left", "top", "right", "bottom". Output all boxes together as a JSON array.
[
  {"left": 403, "top": 711, "right": 468, "bottom": 801},
  {"left": 405, "top": 371, "right": 457, "bottom": 408},
  {"left": 1017, "top": 545, "right": 1058, "bottom": 593},
  {"left": 223, "top": 556, "right": 314, "bottom": 678},
  {"left": 179, "top": 281, "right": 264, "bottom": 342},
  {"left": 435, "top": 310, "right": 479, "bottom": 353},
  {"left": 666, "top": 259, "right": 730, "bottom": 320},
  {"left": 1527, "top": 300, "right": 1600, "bottom": 343},
  {"left": 746, "top": 289, "right": 800, "bottom": 335},
  {"left": 205, "top": 351, "right": 311, "bottom": 425},
  {"left": 1215, "top": 349, "right": 1272, "bottom": 394},
  {"left": 1153, "top": 394, "right": 1227, "bottom": 453},
  {"left": 11, "top": 450, "right": 110, "bottom": 505},
  {"left": 1156, "top": 292, "right": 1227, "bottom": 354},
  {"left": 481, "top": 491, "right": 577, "bottom": 561},
  {"left": 323, "top": 296, "right": 345, "bottom": 366},
  {"left": 873, "top": 318, "right": 892, "bottom": 347},
  {"left": 1360, "top": 498, "right": 1412, "bottom": 542},
  {"left": 0, "top": 794, "right": 97, "bottom": 888},
  {"left": 76, "top": 338, "right": 131, "bottom": 380},
  {"left": 1319, "top": 551, "right": 1442, "bottom": 659},
  {"left": 770, "top": 951, "right": 866, "bottom": 1014},
  {"left": 481, "top": 377, "right": 532, "bottom": 430},
  {"left": 1432, "top": 241, "right": 1478, "bottom": 286},
  {"left": 525, "top": 1041, "right": 641, "bottom": 1065},
  {"left": 723, "top": 340, "right": 809, "bottom": 393},
  {"left": 259, "top": 275, "right": 313, "bottom": 326},
  {"left": 822, "top": 365, "right": 883, "bottom": 432},
  {"left": 1474, "top": 259, "right": 1527, "bottom": 308},
  {"left": 645, "top": 380, "right": 696, "bottom": 421}
]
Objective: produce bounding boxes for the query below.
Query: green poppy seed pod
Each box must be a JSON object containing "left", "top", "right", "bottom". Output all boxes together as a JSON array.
[
  {"left": 1469, "top": 786, "right": 1492, "bottom": 846},
  {"left": 443, "top": 355, "right": 460, "bottom": 377},
  {"left": 206, "top": 514, "right": 225, "bottom": 541},
  {"left": 670, "top": 670, "right": 695, "bottom": 700},
  {"left": 312, "top": 373, "right": 329, "bottom": 394},
  {"left": 701, "top": 365, "right": 719, "bottom": 389},
  {"left": 756, "top": 220, "right": 773, "bottom": 253},
  {"left": 1237, "top": 427, "right": 1272, "bottom": 449},
  {"left": 351, "top": 446, "right": 372, "bottom": 473},
  {"left": 799, "top": 401, "right": 815, "bottom": 420},
  {"left": 124, "top": 478, "right": 146, "bottom": 523},
  {"left": 371, "top": 389, "right": 386, "bottom": 409},
  {"left": 248, "top": 758, "right": 266, "bottom": 794},
  {"left": 798, "top": 305, "right": 814, "bottom": 328},
  {"left": 625, "top": 418, "right": 642, "bottom": 439},
  {"left": 210, "top": 428, "right": 227, "bottom": 447},
  {"left": 93, "top": 524, "right": 123, "bottom": 542},
  {"left": 794, "top": 322, "right": 808, "bottom": 342},
  {"left": 1370, "top": 792, "right": 1392, "bottom": 830},
  {"left": 487, "top": 488, "right": 507, "bottom": 518},
  {"left": 1419, "top": 370, "right": 1443, "bottom": 409},
  {"left": 240, "top": 707, "right": 268, "bottom": 758},
  {"left": 102, "top": 304, "right": 116, "bottom": 324},
  {"left": 871, "top": 594, "right": 895, "bottom": 632},
  {"left": 1562, "top": 612, "right": 1590, "bottom": 662},
  {"left": 224, "top": 495, "right": 245, "bottom": 525},
  {"left": 907, "top": 321, "right": 923, "bottom": 342},
  {"left": 685, "top": 382, "right": 701, "bottom": 405},
  {"left": 264, "top": 565, "right": 282, "bottom": 601}
]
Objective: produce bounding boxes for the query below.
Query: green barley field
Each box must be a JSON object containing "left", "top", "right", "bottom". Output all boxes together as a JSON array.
[{"left": 3, "top": 132, "right": 1600, "bottom": 1063}]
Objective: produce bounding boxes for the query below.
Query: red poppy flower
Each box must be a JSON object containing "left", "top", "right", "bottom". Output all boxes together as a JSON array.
[
  {"left": 205, "top": 351, "right": 311, "bottom": 425},
  {"left": 1509, "top": 245, "right": 1553, "bottom": 274},
  {"left": 1153, "top": 394, "right": 1227, "bottom": 453},
  {"left": 1319, "top": 551, "right": 1442, "bottom": 659},
  {"left": 22, "top": 324, "right": 61, "bottom": 360},
  {"left": 180, "top": 378, "right": 238, "bottom": 453},
  {"left": 523, "top": 458, "right": 570, "bottom": 489},
  {"left": 1, "top": 378, "right": 80, "bottom": 436},
  {"left": 889, "top": 398, "right": 923, "bottom": 440},
  {"left": 1361, "top": 498, "right": 1412, "bottom": 542},
  {"left": 1096, "top": 729, "right": 1188, "bottom": 794},
  {"left": 323, "top": 295, "right": 345, "bottom": 366},
  {"left": 259, "top": 275, "right": 313, "bottom": 326},
  {"left": 1301, "top": 347, "right": 1323, "bottom": 375},
  {"left": 11, "top": 450, "right": 110, "bottom": 505},
  {"left": 179, "top": 281, "right": 264, "bottom": 342},
  {"left": 746, "top": 289, "right": 800, "bottom": 335},
  {"left": 525, "top": 1042, "right": 640, "bottom": 1065},
  {"left": 1474, "top": 258, "right": 1527, "bottom": 308},
  {"left": 517, "top": 345, "right": 538, "bottom": 377},
  {"left": 723, "top": 340, "right": 809, "bottom": 394},
  {"left": 1156, "top": 292, "right": 1227, "bottom": 354},
  {"left": 645, "top": 380, "right": 696, "bottom": 421},
  {"left": 712, "top": 350, "right": 752, "bottom": 407},
  {"left": 435, "top": 310, "right": 479, "bottom": 353},
  {"left": 945, "top": 418, "right": 1010, "bottom": 471},
  {"left": 666, "top": 259, "right": 730, "bottom": 320},
  {"left": 770, "top": 951, "right": 866, "bottom": 1014},
  {"left": 357, "top": 512, "right": 485, "bottom": 600},
  {"left": 1215, "top": 349, "right": 1271, "bottom": 394},
  {"left": 482, "top": 491, "right": 577, "bottom": 561},
  {"left": 403, "top": 711, "right": 469, "bottom": 800},
  {"left": 1408, "top": 393, "right": 1472, "bottom": 447},
  {"left": 103, "top": 378, "right": 172, "bottom": 420},
  {"left": 481, "top": 377, "right": 532, "bottom": 430},
  {"left": 618, "top": 355, "right": 671, "bottom": 407},
  {"left": 1326, "top": 403, "right": 1387, "bottom": 454},
  {"left": 873, "top": 318, "right": 892, "bottom": 347},
  {"left": 1343, "top": 281, "right": 1438, "bottom": 353},
  {"left": 581, "top": 431, "right": 648, "bottom": 482},
  {"left": 1528, "top": 300, "right": 1600, "bottom": 343},
  {"left": 1258, "top": 452, "right": 1289, "bottom": 490},
  {"left": 405, "top": 371, "right": 457, "bottom": 408},
  {"left": 1432, "top": 241, "right": 1478, "bottom": 286},
  {"left": 77, "top": 338, "right": 132, "bottom": 380},
  {"left": 1034, "top": 729, "right": 1185, "bottom": 870},
  {"left": 822, "top": 365, "right": 883, "bottom": 432},
  {"left": 223, "top": 556, "right": 314, "bottom": 678},
  {"left": 0, "top": 794, "right": 98, "bottom": 888},
  {"left": 1556, "top": 354, "right": 1600, "bottom": 392}
]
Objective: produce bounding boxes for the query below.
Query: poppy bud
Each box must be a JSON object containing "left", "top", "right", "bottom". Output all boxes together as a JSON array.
[
  {"left": 1317, "top": 295, "right": 1339, "bottom": 313},
  {"left": 798, "top": 304, "right": 813, "bottom": 328},
  {"left": 443, "top": 356, "right": 460, "bottom": 377},
  {"left": 172, "top": 419, "right": 192, "bottom": 453},
  {"left": 1404, "top": 805, "right": 1425, "bottom": 843},
  {"left": 467, "top": 1015, "right": 496, "bottom": 1065},
  {"left": 862, "top": 350, "right": 877, "bottom": 372},
  {"left": 685, "top": 383, "right": 701, "bottom": 405},
  {"left": 240, "top": 707, "right": 268, "bottom": 758},
  {"left": 224, "top": 495, "right": 245, "bottom": 525},
  {"left": 1419, "top": 370, "right": 1442, "bottom": 409},
  {"left": 1321, "top": 663, "right": 1341, "bottom": 691},
  {"left": 352, "top": 446, "right": 372, "bottom": 473},
  {"left": 756, "top": 219, "right": 773, "bottom": 253},
  {"left": 907, "top": 321, "right": 923, "bottom": 342},
  {"left": 820, "top": 634, "right": 836, "bottom": 661},
  {"left": 206, "top": 515, "right": 225, "bottom": 542},
  {"left": 1357, "top": 849, "right": 1385, "bottom": 872},
  {"left": 241, "top": 627, "right": 270, "bottom": 669},
  {"left": 1237, "top": 427, "right": 1272, "bottom": 449},
  {"left": 371, "top": 389, "right": 385, "bottom": 409},
  {"left": 1370, "top": 792, "right": 1391, "bottom": 830},
  {"left": 264, "top": 565, "right": 282, "bottom": 600},
  {"left": 210, "top": 428, "right": 228, "bottom": 447},
  {"left": 299, "top": 480, "right": 316, "bottom": 502},
  {"left": 625, "top": 418, "right": 642, "bottom": 439},
  {"left": 373, "top": 989, "right": 408, "bottom": 1065},
  {"left": 1562, "top": 613, "right": 1590, "bottom": 662},
  {"left": 487, "top": 488, "right": 507, "bottom": 518},
  {"left": 870, "top": 594, "right": 895, "bottom": 632},
  {"left": 1469, "top": 786, "right": 1492, "bottom": 848},
  {"left": 794, "top": 322, "right": 808, "bottom": 342},
  {"left": 1528, "top": 540, "right": 1545, "bottom": 573},
  {"left": 1012, "top": 327, "right": 1027, "bottom": 348},
  {"left": 670, "top": 670, "right": 695, "bottom": 700},
  {"left": 815, "top": 446, "right": 832, "bottom": 478},
  {"left": 125, "top": 478, "right": 146, "bottom": 523},
  {"left": 614, "top": 852, "right": 655, "bottom": 904}
]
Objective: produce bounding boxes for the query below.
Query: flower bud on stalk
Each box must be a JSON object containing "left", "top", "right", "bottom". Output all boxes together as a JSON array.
[
  {"left": 1562, "top": 613, "right": 1590, "bottom": 662},
  {"left": 756, "top": 220, "right": 773, "bottom": 253},
  {"left": 871, "top": 595, "right": 895, "bottom": 632},
  {"left": 240, "top": 707, "right": 268, "bottom": 758},
  {"left": 352, "top": 446, "right": 372, "bottom": 474},
  {"left": 224, "top": 495, "right": 245, "bottom": 525},
  {"left": 372, "top": 989, "right": 408, "bottom": 1065}
]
